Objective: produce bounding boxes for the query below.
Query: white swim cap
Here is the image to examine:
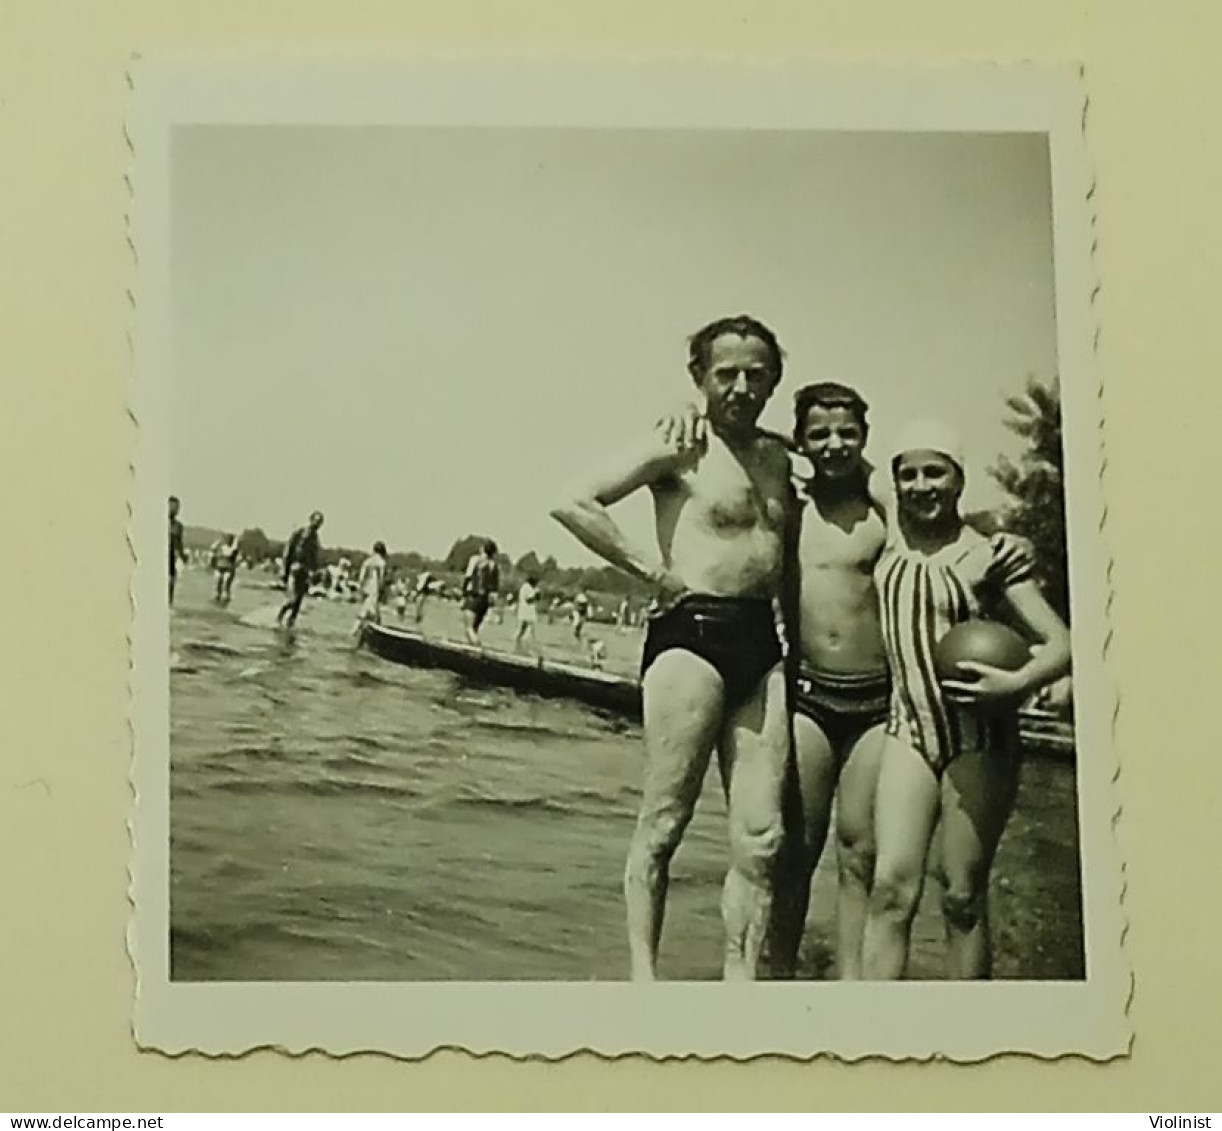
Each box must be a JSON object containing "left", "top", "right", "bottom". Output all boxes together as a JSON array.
[{"left": 890, "top": 419, "right": 965, "bottom": 474}]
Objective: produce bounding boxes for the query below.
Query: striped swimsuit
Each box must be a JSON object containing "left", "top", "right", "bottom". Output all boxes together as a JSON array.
[{"left": 874, "top": 531, "right": 1034, "bottom": 775}]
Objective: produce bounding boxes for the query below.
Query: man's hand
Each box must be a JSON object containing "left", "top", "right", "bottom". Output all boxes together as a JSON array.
[
  {"left": 647, "top": 566, "right": 689, "bottom": 611},
  {"left": 655, "top": 402, "right": 707, "bottom": 452}
]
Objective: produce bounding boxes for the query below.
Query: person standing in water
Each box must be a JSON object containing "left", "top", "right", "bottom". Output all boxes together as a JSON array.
[
  {"left": 168, "top": 496, "right": 186, "bottom": 606},
  {"left": 513, "top": 574, "right": 541, "bottom": 655},
  {"left": 551, "top": 314, "right": 798, "bottom": 982},
  {"left": 861, "top": 421, "right": 1071, "bottom": 980},
  {"left": 277, "top": 510, "right": 324, "bottom": 630},
  {"left": 353, "top": 540, "right": 389, "bottom": 637},
  {"left": 616, "top": 597, "right": 632, "bottom": 633},
  {"left": 570, "top": 589, "right": 591, "bottom": 641},
  {"left": 414, "top": 570, "right": 434, "bottom": 626},
  {"left": 461, "top": 541, "right": 501, "bottom": 645},
  {"left": 392, "top": 576, "right": 409, "bottom": 620},
  {"left": 211, "top": 533, "right": 241, "bottom": 605}
]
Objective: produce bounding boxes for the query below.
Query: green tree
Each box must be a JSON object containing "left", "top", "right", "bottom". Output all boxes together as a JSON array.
[
  {"left": 444, "top": 534, "right": 512, "bottom": 580},
  {"left": 989, "top": 376, "right": 1070, "bottom": 621},
  {"left": 237, "top": 527, "right": 279, "bottom": 562},
  {"left": 515, "top": 551, "right": 544, "bottom": 579},
  {"left": 444, "top": 535, "right": 488, "bottom": 572},
  {"left": 387, "top": 550, "right": 424, "bottom": 571}
]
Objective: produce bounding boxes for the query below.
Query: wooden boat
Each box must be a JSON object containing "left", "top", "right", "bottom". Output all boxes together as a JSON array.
[
  {"left": 359, "top": 622, "right": 641, "bottom": 716},
  {"left": 359, "top": 621, "right": 1076, "bottom": 760}
]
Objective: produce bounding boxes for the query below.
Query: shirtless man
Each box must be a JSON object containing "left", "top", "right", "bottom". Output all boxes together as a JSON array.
[
  {"left": 461, "top": 542, "right": 501, "bottom": 645},
  {"left": 665, "top": 383, "right": 1034, "bottom": 979},
  {"left": 277, "top": 510, "right": 324, "bottom": 630},
  {"left": 551, "top": 314, "right": 797, "bottom": 981}
]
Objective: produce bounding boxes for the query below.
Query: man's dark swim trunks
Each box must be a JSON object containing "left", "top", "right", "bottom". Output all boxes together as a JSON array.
[
  {"left": 793, "top": 666, "right": 891, "bottom": 752},
  {"left": 463, "top": 592, "right": 492, "bottom": 630},
  {"left": 640, "top": 593, "right": 782, "bottom": 711}
]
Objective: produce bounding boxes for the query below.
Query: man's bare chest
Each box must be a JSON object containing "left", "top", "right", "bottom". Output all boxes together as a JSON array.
[{"left": 667, "top": 446, "right": 789, "bottom": 534}]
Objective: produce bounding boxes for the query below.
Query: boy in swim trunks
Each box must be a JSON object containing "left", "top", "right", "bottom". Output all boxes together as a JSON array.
[
  {"left": 551, "top": 314, "right": 798, "bottom": 981},
  {"left": 766, "top": 383, "right": 894, "bottom": 979}
]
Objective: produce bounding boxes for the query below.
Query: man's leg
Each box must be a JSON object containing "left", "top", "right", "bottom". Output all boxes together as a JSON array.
[
  {"left": 720, "top": 662, "right": 789, "bottom": 981},
  {"left": 284, "top": 576, "right": 307, "bottom": 627},
  {"left": 277, "top": 570, "right": 296, "bottom": 624},
  {"left": 833, "top": 723, "right": 885, "bottom": 979},
  {"left": 626, "top": 651, "right": 724, "bottom": 981},
  {"left": 768, "top": 711, "right": 836, "bottom": 978}
]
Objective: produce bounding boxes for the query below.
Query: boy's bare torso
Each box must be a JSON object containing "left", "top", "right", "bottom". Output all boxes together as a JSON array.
[{"left": 794, "top": 474, "right": 889, "bottom": 673}]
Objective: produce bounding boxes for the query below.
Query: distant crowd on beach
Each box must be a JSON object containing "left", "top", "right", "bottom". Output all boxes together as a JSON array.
[{"left": 166, "top": 504, "right": 654, "bottom": 650}]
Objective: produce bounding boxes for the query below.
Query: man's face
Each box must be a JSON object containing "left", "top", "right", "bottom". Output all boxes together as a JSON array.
[
  {"left": 168, "top": 499, "right": 179, "bottom": 519},
  {"left": 894, "top": 451, "right": 963, "bottom": 525},
  {"left": 798, "top": 405, "right": 866, "bottom": 481},
  {"left": 696, "top": 334, "right": 778, "bottom": 432},
  {"left": 309, "top": 513, "right": 324, "bottom": 532}
]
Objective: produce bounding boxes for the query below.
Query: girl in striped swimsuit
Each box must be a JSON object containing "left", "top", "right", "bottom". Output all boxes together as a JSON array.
[{"left": 860, "top": 422, "right": 1072, "bottom": 980}]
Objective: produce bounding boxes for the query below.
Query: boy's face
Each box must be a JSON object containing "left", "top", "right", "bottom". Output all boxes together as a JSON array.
[{"left": 798, "top": 404, "right": 866, "bottom": 480}]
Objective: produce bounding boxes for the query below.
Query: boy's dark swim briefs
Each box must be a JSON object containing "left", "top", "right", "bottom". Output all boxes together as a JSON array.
[
  {"left": 793, "top": 666, "right": 891, "bottom": 752},
  {"left": 640, "top": 593, "right": 782, "bottom": 711}
]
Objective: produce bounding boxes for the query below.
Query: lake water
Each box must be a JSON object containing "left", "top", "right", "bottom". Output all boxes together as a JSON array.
[{"left": 169, "top": 567, "right": 1085, "bottom": 981}]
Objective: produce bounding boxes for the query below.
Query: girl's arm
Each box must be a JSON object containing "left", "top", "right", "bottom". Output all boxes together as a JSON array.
[
  {"left": 942, "top": 579, "right": 1071, "bottom": 706},
  {"left": 1001, "top": 580, "right": 1072, "bottom": 698}
]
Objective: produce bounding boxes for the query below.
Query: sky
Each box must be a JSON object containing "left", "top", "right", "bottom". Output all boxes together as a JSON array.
[{"left": 170, "top": 126, "right": 1057, "bottom": 565}]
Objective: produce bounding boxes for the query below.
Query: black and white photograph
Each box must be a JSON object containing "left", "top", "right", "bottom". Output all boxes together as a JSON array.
[{"left": 129, "top": 62, "right": 1127, "bottom": 1059}]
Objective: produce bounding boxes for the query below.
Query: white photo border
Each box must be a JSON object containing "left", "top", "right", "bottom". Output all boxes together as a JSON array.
[{"left": 128, "top": 58, "right": 1128, "bottom": 1060}]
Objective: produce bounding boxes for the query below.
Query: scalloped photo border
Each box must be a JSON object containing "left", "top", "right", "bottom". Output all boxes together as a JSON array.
[{"left": 126, "top": 58, "right": 1128, "bottom": 1061}]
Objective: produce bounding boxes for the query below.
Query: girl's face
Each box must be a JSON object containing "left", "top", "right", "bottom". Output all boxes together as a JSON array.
[{"left": 894, "top": 450, "right": 964, "bottom": 526}]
